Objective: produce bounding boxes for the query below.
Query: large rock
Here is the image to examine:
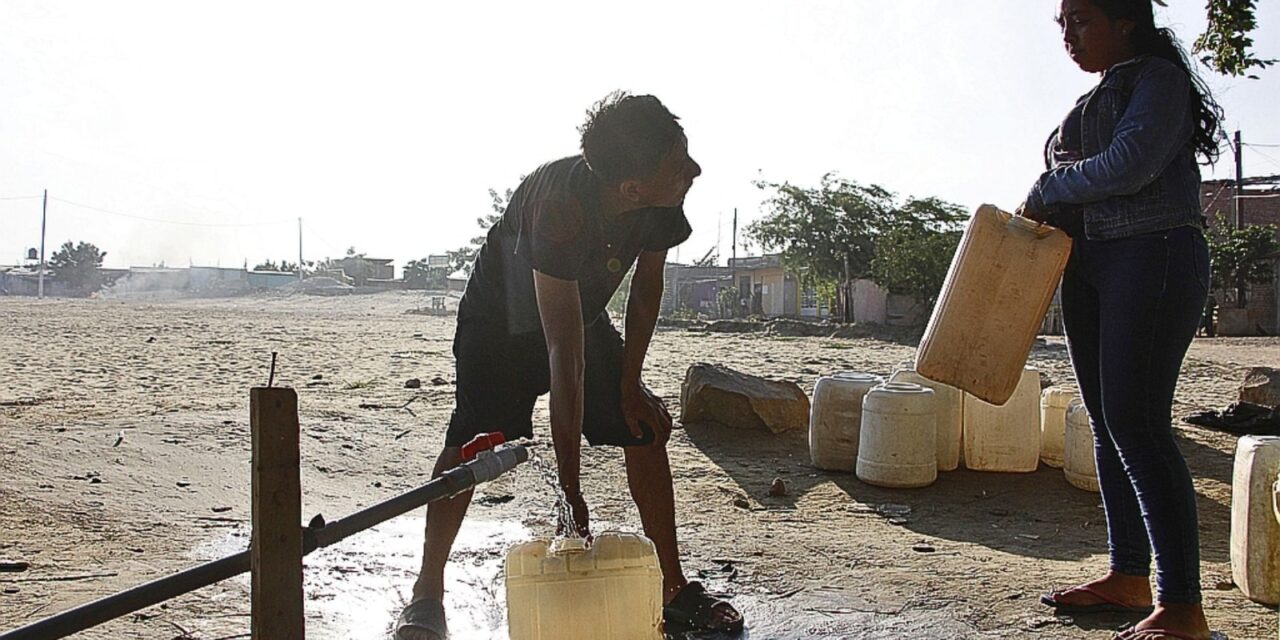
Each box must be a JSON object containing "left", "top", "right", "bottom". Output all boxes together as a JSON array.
[
  {"left": 1239, "top": 367, "right": 1280, "bottom": 409},
  {"left": 765, "top": 319, "right": 831, "bottom": 337},
  {"left": 703, "top": 319, "right": 764, "bottom": 334},
  {"left": 679, "top": 363, "right": 809, "bottom": 434}
]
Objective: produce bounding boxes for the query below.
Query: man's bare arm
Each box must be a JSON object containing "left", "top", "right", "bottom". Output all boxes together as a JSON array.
[{"left": 533, "top": 270, "right": 586, "bottom": 496}]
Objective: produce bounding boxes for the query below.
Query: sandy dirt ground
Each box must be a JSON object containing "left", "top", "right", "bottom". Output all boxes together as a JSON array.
[{"left": 0, "top": 292, "right": 1277, "bottom": 639}]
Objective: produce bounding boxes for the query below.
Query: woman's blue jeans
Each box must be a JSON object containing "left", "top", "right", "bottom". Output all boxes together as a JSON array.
[{"left": 1060, "top": 224, "right": 1211, "bottom": 604}]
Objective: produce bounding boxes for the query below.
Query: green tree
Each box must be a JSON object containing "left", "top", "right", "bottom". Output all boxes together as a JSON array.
[
  {"left": 748, "top": 175, "right": 966, "bottom": 319},
  {"left": 1195, "top": 0, "right": 1274, "bottom": 78},
  {"left": 48, "top": 241, "right": 106, "bottom": 293},
  {"left": 448, "top": 187, "right": 509, "bottom": 276},
  {"left": 748, "top": 174, "right": 894, "bottom": 287},
  {"left": 868, "top": 197, "right": 966, "bottom": 311},
  {"left": 253, "top": 259, "right": 298, "bottom": 272},
  {"left": 1206, "top": 214, "right": 1279, "bottom": 308}
]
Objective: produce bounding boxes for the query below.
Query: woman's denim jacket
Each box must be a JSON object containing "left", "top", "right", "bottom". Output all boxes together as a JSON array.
[{"left": 1025, "top": 55, "right": 1204, "bottom": 240}]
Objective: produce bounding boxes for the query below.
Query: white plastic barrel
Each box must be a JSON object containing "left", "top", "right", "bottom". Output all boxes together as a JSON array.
[
  {"left": 1230, "top": 436, "right": 1280, "bottom": 605},
  {"left": 916, "top": 205, "right": 1072, "bottom": 405},
  {"left": 1040, "top": 388, "right": 1077, "bottom": 469},
  {"left": 962, "top": 368, "right": 1041, "bottom": 473},
  {"left": 809, "top": 372, "right": 884, "bottom": 472},
  {"left": 506, "top": 533, "right": 663, "bottom": 639},
  {"left": 890, "top": 368, "right": 963, "bottom": 471},
  {"left": 1063, "top": 399, "right": 1100, "bottom": 492},
  {"left": 856, "top": 382, "right": 937, "bottom": 488}
]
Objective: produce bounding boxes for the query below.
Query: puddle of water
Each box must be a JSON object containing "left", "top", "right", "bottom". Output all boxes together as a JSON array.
[
  {"left": 197, "top": 516, "right": 530, "bottom": 639},
  {"left": 195, "top": 522, "right": 997, "bottom": 639}
]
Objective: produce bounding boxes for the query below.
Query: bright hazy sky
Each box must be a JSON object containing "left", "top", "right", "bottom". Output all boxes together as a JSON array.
[{"left": 2, "top": 1, "right": 1278, "bottom": 271}]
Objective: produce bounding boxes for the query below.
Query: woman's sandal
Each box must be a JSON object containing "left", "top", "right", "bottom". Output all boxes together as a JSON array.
[
  {"left": 1041, "top": 585, "right": 1155, "bottom": 615},
  {"left": 663, "top": 580, "right": 744, "bottom": 632}
]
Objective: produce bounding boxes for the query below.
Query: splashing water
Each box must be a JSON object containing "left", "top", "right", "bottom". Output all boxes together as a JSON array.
[{"left": 522, "top": 444, "right": 583, "bottom": 540}]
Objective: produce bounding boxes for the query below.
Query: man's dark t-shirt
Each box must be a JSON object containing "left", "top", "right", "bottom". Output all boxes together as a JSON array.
[{"left": 457, "top": 156, "right": 692, "bottom": 335}]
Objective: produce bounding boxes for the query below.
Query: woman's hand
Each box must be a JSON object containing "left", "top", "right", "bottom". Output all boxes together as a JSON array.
[{"left": 1016, "top": 201, "right": 1050, "bottom": 224}]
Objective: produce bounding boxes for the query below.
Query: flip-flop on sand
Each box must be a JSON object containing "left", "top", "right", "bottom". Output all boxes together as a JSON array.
[
  {"left": 1040, "top": 585, "right": 1155, "bottom": 615},
  {"left": 395, "top": 599, "right": 447, "bottom": 640},
  {"left": 1111, "top": 624, "right": 1229, "bottom": 640},
  {"left": 663, "top": 580, "right": 744, "bottom": 633}
]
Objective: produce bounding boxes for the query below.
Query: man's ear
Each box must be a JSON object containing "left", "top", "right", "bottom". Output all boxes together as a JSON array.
[{"left": 618, "top": 179, "right": 643, "bottom": 204}]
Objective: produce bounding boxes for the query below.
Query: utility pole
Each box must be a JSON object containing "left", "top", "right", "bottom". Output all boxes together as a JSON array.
[
  {"left": 38, "top": 189, "right": 47, "bottom": 299},
  {"left": 730, "top": 208, "right": 738, "bottom": 315},
  {"left": 1234, "top": 130, "right": 1244, "bottom": 229},
  {"left": 297, "top": 218, "right": 303, "bottom": 282}
]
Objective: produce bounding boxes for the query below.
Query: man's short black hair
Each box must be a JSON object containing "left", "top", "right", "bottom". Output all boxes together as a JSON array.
[{"left": 579, "top": 91, "right": 683, "bottom": 185}]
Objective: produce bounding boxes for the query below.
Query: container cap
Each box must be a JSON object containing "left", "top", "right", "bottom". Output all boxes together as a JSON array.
[
  {"left": 549, "top": 537, "right": 589, "bottom": 555},
  {"left": 831, "top": 371, "right": 882, "bottom": 383},
  {"left": 875, "top": 381, "right": 932, "bottom": 395}
]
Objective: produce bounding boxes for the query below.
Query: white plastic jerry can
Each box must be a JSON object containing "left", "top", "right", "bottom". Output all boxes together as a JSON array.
[
  {"left": 915, "top": 204, "right": 1072, "bottom": 405},
  {"left": 1040, "top": 388, "right": 1077, "bottom": 469},
  {"left": 962, "top": 368, "right": 1041, "bottom": 473},
  {"left": 1229, "top": 436, "right": 1280, "bottom": 605},
  {"left": 856, "top": 382, "right": 938, "bottom": 488},
  {"left": 506, "top": 533, "right": 663, "bottom": 640}
]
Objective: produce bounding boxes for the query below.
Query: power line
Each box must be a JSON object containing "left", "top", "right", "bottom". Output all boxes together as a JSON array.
[
  {"left": 1245, "top": 146, "right": 1280, "bottom": 173},
  {"left": 1243, "top": 142, "right": 1280, "bottom": 149},
  {"left": 48, "top": 196, "right": 292, "bottom": 228}
]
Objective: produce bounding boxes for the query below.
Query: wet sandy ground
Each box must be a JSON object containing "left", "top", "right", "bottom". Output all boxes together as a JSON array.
[{"left": 1, "top": 292, "right": 1277, "bottom": 639}]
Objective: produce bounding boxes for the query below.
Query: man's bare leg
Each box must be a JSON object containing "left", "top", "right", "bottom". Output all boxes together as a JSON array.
[
  {"left": 623, "top": 441, "right": 740, "bottom": 627},
  {"left": 401, "top": 446, "right": 471, "bottom": 640},
  {"left": 623, "top": 442, "right": 683, "bottom": 594}
]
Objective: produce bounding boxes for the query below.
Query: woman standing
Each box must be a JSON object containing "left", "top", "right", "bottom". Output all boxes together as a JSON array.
[{"left": 1020, "top": 1, "right": 1223, "bottom": 639}]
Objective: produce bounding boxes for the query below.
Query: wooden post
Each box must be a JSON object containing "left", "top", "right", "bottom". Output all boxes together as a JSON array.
[{"left": 250, "top": 387, "right": 304, "bottom": 640}]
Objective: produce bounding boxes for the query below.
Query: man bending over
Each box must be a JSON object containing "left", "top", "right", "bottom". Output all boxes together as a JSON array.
[{"left": 396, "top": 92, "right": 744, "bottom": 638}]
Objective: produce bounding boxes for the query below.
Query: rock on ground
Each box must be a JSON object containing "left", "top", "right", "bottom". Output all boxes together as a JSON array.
[{"left": 679, "top": 362, "right": 809, "bottom": 434}]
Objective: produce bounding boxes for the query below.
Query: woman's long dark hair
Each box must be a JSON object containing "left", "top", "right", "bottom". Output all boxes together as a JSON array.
[{"left": 1091, "top": 0, "right": 1225, "bottom": 163}]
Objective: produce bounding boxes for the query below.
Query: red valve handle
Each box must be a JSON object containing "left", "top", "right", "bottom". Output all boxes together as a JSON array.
[{"left": 460, "top": 432, "right": 507, "bottom": 462}]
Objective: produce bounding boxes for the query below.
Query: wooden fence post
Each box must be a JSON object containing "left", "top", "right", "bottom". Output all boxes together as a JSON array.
[{"left": 250, "top": 387, "right": 304, "bottom": 640}]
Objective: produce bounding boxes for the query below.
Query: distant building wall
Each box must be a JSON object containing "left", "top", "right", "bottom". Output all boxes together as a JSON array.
[
  {"left": 247, "top": 271, "right": 298, "bottom": 289},
  {"left": 849, "top": 278, "right": 888, "bottom": 324},
  {"left": 190, "top": 266, "right": 247, "bottom": 290}
]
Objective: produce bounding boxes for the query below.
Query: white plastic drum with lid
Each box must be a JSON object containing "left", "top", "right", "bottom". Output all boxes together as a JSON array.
[{"left": 856, "top": 382, "right": 937, "bottom": 488}]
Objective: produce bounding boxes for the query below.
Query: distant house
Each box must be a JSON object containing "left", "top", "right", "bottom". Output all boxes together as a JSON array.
[
  {"left": 662, "top": 263, "right": 732, "bottom": 316},
  {"left": 334, "top": 257, "right": 394, "bottom": 285},
  {"left": 0, "top": 265, "right": 124, "bottom": 297},
  {"left": 0, "top": 266, "right": 70, "bottom": 296},
  {"left": 728, "top": 255, "right": 806, "bottom": 318}
]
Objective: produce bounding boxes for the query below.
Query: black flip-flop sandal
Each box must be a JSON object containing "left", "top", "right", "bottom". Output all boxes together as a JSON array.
[
  {"left": 395, "top": 599, "right": 448, "bottom": 640},
  {"left": 663, "top": 580, "right": 744, "bottom": 633}
]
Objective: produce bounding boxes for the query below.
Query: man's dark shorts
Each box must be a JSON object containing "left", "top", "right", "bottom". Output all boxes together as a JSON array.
[{"left": 444, "top": 316, "right": 656, "bottom": 448}]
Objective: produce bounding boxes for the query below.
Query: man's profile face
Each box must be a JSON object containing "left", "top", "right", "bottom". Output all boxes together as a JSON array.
[{"left": 633, "top": 135, "right": 701, "bottom": 209}]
